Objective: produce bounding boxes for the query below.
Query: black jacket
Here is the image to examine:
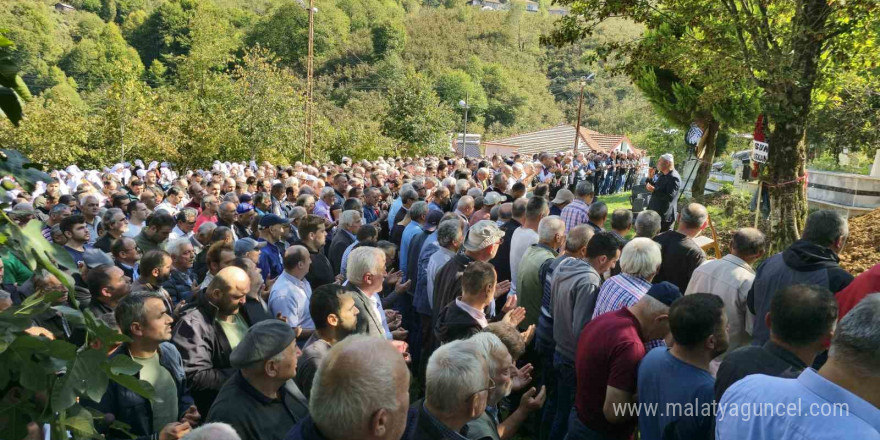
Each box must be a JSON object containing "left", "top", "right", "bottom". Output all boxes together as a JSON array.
[
  {"left": 647, "top": 170, "right": 681, "bottom": 222},
  {"left": 434, "top": 300, "right": 483, "bottom": 344},
  {"left": 91, "top": 343, "right": 194, "bottom": 440},
  {"left": 206, "top": 371, "right": 308, "bottom": 440},
  {"left": 489, "top": 219, "right": 520, "bottom": 286},
  {"left": 714, "top": 340, "right": 806, "bottom": 402},
  {"left": 171, "top": 293, "right": 265, "bottom": 414},
  {"left": 327, "top": 230, "right": 355, "bottom": 276},
  {"left": 747, "top": 239, "right": 853, "bottom": 345},
  {"left": 295, "top": 240, "right": 335, "bottom": 289},
  {"left": 431, "top": 254, "right": 475, "bottom": 322},
  {"left": 652, "top": 230, "right": 706, "bottom": 293}
]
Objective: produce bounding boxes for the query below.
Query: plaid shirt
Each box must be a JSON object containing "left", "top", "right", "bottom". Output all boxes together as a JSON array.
[
  {"left": 561, "top": 199, "right": 589, "bottom": 233},
  {"left": 593, "top": 273, "right": 666, "bottom": 349},
  {"left": 593, "top": 273, "right": 652, "bottom": 319}
]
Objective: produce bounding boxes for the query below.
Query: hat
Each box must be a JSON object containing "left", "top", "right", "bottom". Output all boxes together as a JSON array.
[
  {"left": 239, "top": 193, "right": 253, "bottom": 204},
  {"left": 83, "top": 249, "right": 115, "bottom": 269},
  {"left": 645, "top": 282, "right": 682, "bottom": 307},
  {"left": 259, "top": 214, "right": 289, "bottom": 228},
  {"left": 10, "top": 202, "right": 35, "bottom": 215},
  {"left": 484, "top": 192, "right": 504, "bottom": 206},
  {"left": 551, "top": 189, "right": 574, "bottom": 205},
  {"left": 424, "top": 210, "right": 444, "bottom": 232},
  {"left": 464, "top": 220, "right": 505, "bottom": 252},
  {"left": 236, "top": 203, "right": 254, "bottom": 214},
  {"left": 234, "top": 237, "right": 267, "bottom": 256},
  {"left": 229, "top": 320, "right": 297, "bottom": 368}
]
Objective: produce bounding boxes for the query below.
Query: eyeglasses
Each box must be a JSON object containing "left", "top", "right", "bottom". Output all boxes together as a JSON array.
[{"left": 467, "top": 377, "right": 496, "bottom": 402}]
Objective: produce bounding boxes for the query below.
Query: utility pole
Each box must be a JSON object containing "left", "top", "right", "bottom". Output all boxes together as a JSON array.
[
  {"left": 573, "top": 73, "right": 594, "bottom": 157},
  {"left": 459, "top": 93, "right": 469, "bottom": 158},
  {"left": 573, "top": 79, "right": 585, "bottom": 157},
  {"left": 305, "top": 0, "right": 315, "bottom": 163}
]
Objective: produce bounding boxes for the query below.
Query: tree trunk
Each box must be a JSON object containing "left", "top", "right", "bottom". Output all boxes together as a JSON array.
[
  {"left": 691, "top": 120, "right": 720, "bottom": 196},
  {"left": 756, "top": 0, "right": 831, "bottom": 253}
]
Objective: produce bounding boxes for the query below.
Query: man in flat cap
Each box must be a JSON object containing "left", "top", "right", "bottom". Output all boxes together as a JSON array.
[{"left": 207, "top": 319, "right": 309, "bottom": 440}]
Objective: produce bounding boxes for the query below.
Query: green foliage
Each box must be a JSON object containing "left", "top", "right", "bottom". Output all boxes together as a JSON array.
[
  {"left": 382, "top": 69, "right": 456, "bottom": 154},
  {"left": 371, "top": 22, "right": 407, "bottom": 58},
  {"left": 245, "top": 3, "right": 351, "bottom": 70},
  {"left": 0, "top": 31, "right": 33, "bottom": 127},
  {"left": 59, "top": 23, "right": 144, "bottom": 91}
]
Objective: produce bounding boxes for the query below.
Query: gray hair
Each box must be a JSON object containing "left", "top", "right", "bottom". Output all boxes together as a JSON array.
[
  {"left": 731, "top": 227, "right": 766, "bottom": 256},
  {"left": 588, "top": 201, "right": 608, "bottom": 222},
  {"left": 457, "top": 196, "right": 474, "bottom": 211},
  {"left": 182, "top": 423, "right": 241, "bottom": 440},
  {"left": 166, "top": 237, "right": 193, "bottom": 257},
  {"left": 339, "top": 210, "right": 362, "bottom": 228},
  {"left": 468, "top": 332, "right": 509, "bottom": 374},
  {"left": 802, "top": 210, "right": 849, "bottom": 248},
  {"left": 309, "top": 335, "right": 402, "bottom": 439},
  {"left": 346, "top": 247, "right": 386, "bottom": 284},
  {"left": 425, "top": 339, "right": 486, "bottom": 414},
  {"left": 409, "top": 201, "right": 429, "bottom": 222},
  {"left": 289, "top": 206, "right": 307, "bottom": 220},
  {"left": 437, "top": 219, "right": 463, "bottom": 248},
  {"left": 537, "top": 216, "right": 565, "bottom": 243},
  {"left": 455, "top": 179, "right": 470, "bottom": 194},
  {"left": 114, "top": 291, "right": 167, "bottom": 337},
  {"left": 679, "top": 203, "right": 708, "bottom": 229},
  {"left": 829, "top": 293, "right": 880, "bottom": 377},
  {"left": 565, "top": 224, "right": 594, "bottom": 253},
  {"left": 197, "top": 221, "right": 218, "bottom": 235},
  {"left": 635, "top": 210, "right": 661, "bottom": 238},
  {"left": 660, "top": 153, "right": 674, "bottom": 163},
  {"left": 400, "top": 188, "right": 419, "bottom": 204},
  {"left": 320, "top": 186, "right": 336, "bottom": 199},
  {"left": 102, "top": 207, "right": 124, "bottom": 225},
  {"left": 611, "top": 209, "right": 633, "bottom": 231},
  {"left": 200, "top": 195, "right": 218, "bottom": 209},
  {"left": 180, "top": 207, "right": 198, "bottom": 222},
  {"left": 467, "top": 187, "right": 483, "bottom": 199},
  {"left": 575, "top": 181, "right": 594, "bottom": 197},
  {"left": 619, "top": 237, "right": 662, "bottom": 279}
]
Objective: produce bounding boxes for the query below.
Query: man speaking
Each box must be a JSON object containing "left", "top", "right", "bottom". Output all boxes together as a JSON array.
[{"left": 646, "top": 154, "right": 682, "bottom": 232}]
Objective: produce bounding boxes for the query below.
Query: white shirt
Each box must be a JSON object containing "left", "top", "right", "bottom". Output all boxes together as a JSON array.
[
  {"left": 268, "top": 271, "right": 315, "bottom": 329},
  {"left": 154, "top": 201, "right": 179, "bottom": 217},
  {"left": 124, "top": 222, "right": 143, "bottom": 238},
  {"left": 509, "top": 227, "right": 538, "bottom": 297},
  {"left": 455, "top": 298, "right": 488, "bottom": 328},
  {"left": 168, "top": 225, "right": 193, "bottom": 241},
  {"left": 685, "top": 254, "right": 756, "bottom": 361}
]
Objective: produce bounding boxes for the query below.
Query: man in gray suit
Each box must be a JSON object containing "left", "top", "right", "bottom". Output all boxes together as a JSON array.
[{"left": 344, "top": 246, "right": 392, "bottom": 339}]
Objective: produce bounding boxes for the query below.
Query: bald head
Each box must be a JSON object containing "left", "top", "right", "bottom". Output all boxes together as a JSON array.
[
  {"left": 499, "top": 203, "right": 512, "bottom": 221},
  {"left": 678, "top": 203, "right": 708, "bottom": 231},
  {"left": 207, "top": 266, "right": 251, "bottom": 316},
  {"left": 310, "top": 335, "right": 410, "bottom": 440}
]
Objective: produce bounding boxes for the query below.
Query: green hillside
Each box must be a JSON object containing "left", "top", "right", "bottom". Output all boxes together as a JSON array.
[{"left": 1, "top": 0, "right": 673, "bottom": 168}]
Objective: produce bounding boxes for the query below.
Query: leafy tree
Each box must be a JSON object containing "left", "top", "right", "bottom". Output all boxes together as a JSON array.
[
  {"left": 382, "top": 69, "right": 455, "bottom": 155},
  {"left": 245, "top": 3, "right": 350, "bottom": 70},
  {"left": 100, "top": 0, "right": 118, "bottom": 22},
  {"left": 0, "top": 31, "right": 33, "bottom": 127},
  {"left": 371, "top": 22, "right": 406, "bottom": 58},
  {"left": 59, "top": 23, "right": 144, "bottom": 91},
  {"left": 547, "top": 0, "right": 877, "bottom": 251}
]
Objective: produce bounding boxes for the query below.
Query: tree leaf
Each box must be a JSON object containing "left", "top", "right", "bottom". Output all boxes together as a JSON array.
[
  {"left": 18, "top": 359, "right": 48, "bottom": 392},
  {"left": 104, "top": 367, "right": 155, "bottom": 400},
  {"left": 65, "top": 405, "right": 98, "bottom": 436},
  {"left": 53, "top": 305, "right": 85, "bottom": 327},
  {"left": 0, "top": 87, "right": 23, "bottom": 127},
  {"left": 108, "top": 355, "right": 142, "bottom": 376}
]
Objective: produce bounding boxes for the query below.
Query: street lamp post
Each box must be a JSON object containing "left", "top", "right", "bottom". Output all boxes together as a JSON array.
[
  {"left": 459, "top": 93, "right": 470, "bottom": 158},
  {"left": 573, "top": 72, "right": 595, "bottom": 157}
]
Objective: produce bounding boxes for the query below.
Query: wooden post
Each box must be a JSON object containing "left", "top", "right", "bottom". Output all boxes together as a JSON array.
[{"left": 754, "top": 182, "right": 762, "bottom": 228}]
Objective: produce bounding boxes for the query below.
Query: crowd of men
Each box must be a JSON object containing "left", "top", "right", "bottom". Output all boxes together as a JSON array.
[{"left": 2, "top": 150, "right": 878, "bottom": 440}]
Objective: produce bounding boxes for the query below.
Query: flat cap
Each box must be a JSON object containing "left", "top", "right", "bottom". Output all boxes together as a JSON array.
[
  {"left": 646, "top": 281, "right": 682, "bottom": 307},
  {"left": 230, "top": 319, "right": 297, "bottom": 368}
]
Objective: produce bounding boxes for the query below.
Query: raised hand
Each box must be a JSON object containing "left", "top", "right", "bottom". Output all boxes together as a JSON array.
[
  {"left": 181, "top": 405, "right": 201, "bottom": 426},
  {"left": 159, "top": 422, "right": 191, "bottom": 440},
  {"left": 386, "top": 270, "right": 404, "bottom": 286},
  {"left": 501, "top": 306, "right": 526, "bottom": 327},
  {"left": 501, "top": 294, "right": 517, "bottom": 313},
  {"left": 520, "top": 324, "right": 535, "bottom": 345},
  {"left": 519, "top": 386, "right": 547, "bottom": 412},
  {"left": 494, "top": 280, "right": 511, "bottom": 298},
  {"left": 511, "top": 363, "right": 534, "bottom": 392}
]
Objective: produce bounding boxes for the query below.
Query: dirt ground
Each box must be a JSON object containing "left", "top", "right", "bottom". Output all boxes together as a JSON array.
[{"left": 839, "top": 206, "right": 880, "bottom": 276}]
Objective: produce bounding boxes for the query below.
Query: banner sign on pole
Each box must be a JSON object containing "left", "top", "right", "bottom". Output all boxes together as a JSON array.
[{"left": 752, "top": 140, "right": 769, "bottom": 163}]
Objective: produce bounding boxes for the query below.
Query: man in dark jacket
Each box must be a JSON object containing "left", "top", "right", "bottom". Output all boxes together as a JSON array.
[
  {"left": 163, "top": 238, "right": 197, "bottom": 305},
  {"left": 172, "top": 266, "right": 263, "bottom": 414},
  {"left": 285, "top": 335, "right": 413, "bottom": 440},
  {"left": 94, "top": 291, "right": 199, "bottom": 440},
  {"left": 436, "top": 262, "right": 507, "bottom": 344},
  {"left": 297, "top": 215, "right": 335, "bottom": 289},
  {"left": 207, "top": 320, "right": 308, "bottom": 440},
  {"left": 748, "top": 210, "right": 853, "bottom": 346},
  {"left": 413, "top": 339, "right": 490, "bottom": 440},
  {"left": 652, "top": 203, "right": 708, "bottom": 293},
  {"left": 488, "top": 199, "right": 526, "bottom": 303},
  {"left": 645, "top": 154, "right": 681, "bottom": 231},
  {"left": 327, "top": 210, "right": 361, "bottom": 275}
]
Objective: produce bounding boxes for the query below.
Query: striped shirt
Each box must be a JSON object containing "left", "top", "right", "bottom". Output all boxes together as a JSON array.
[
  {"left": 560, "top": 199, "right": 589, "bottom": 233},
  {"left": 593, "top": 273, "right": 666, "bottom": 349}
]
